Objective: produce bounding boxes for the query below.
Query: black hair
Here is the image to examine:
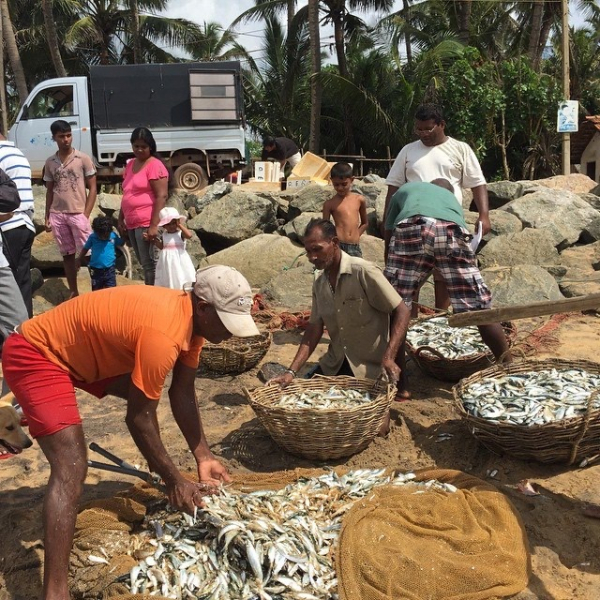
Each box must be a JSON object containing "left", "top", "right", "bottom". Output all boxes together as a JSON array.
[
  {"left": 305, "top": 218, "right": 337, "bottom": 241},
  {"left": 330, "top": 162, "right": 353, "bottom": 179},
  {"left": 92, "top": 216, "right": 113, "bottom": 237},
  {"left": 262, "top": 135, "right": 276, "bottom": 147},
  {"left": 130, "top": 127, "right": 158, "bottom": 155},
  {"left": 415, "top": 103, "right": 445, "bottom": 124},
  {"left": 51, "top": 119, "right": 71, "bottom": 135}
]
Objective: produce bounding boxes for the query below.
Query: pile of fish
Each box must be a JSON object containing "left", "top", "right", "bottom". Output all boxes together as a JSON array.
[
  {"left": 406, "top": 316, "right": 489, "bottom": 359},
  {"left": 123, "top": 469, "right": 457, "bottom": 599},
  {"left": 461, "top": 368, "right": 600, "bottom": 425},
  {"left": 274, "top": 386, "right": 372, "bottom": 410}
]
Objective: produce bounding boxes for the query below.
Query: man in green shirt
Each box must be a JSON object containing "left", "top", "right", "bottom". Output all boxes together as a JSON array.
[{"left": 384, "top": 179, "right": 508, "bottom": 388}]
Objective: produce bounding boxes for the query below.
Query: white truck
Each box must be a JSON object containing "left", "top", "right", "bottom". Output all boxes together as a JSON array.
[{"left": 8, "top": 61, "right": 246, "bottom": 192}]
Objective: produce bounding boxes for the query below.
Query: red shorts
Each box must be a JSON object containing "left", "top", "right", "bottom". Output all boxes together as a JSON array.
[{"left": 2, "top": 333, "right": 118, "bottom": 438}]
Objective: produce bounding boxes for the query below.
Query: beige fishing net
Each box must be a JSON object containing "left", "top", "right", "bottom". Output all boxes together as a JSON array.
[
  {"left": 70, "top": 468, "right": 529, "bottom": 600},
  {"left": 336, "top": 468, "right": 530, "bottom": 600}
]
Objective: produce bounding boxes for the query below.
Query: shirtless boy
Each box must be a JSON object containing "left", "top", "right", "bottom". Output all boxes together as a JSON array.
[{"left": 322, "top": 162, "right": 367, "bottom": 257}]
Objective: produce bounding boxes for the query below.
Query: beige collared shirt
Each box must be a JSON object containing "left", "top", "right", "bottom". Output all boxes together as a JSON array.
[{"left": 309, "top": 251, "right": 402, "bottom": 379}]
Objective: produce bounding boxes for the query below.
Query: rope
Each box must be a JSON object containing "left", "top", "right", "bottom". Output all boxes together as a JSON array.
[
  {"left": 251, "top": 293, "right": 311, "bottom": 331},
  {"left": 568, "top": 388, "right": 599, "bottom": 465}
]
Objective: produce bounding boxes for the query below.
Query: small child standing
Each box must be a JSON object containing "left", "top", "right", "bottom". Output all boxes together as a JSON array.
[
  {"left": 322, "top": 162, "right": 367, "bottom": 257},
  {"left": 77, "top": 216, "right": 124, "bottom": 290},
  {"left": 153, "top": 206, "right": 196, "bottom": 290}
]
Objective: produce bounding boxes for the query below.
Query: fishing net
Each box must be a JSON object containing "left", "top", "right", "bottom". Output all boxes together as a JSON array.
[
  {"left": 336, "top": 468, "right": 530, "bottom": 600},
  {"left": 251, "top": 293, "right": 311, "bottom": 331},
  {"left": 70, "top": 468, "right": 529, "bottom": 600}
]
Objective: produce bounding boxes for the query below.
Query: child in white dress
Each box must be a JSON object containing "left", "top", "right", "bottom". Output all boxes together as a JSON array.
[{"left": 153, "top": 207, "right": 196, "bottom": 289}]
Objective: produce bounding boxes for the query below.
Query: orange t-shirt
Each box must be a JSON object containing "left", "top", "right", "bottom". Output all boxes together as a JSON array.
[{"left": 21, "top": 286, "right": 204, "bottom": 400}]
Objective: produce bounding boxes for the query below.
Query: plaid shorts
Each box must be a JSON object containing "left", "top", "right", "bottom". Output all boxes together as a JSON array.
[
  {"left": 49, "top": 212, "right": 92, "bottom": 256},
  {"left": 384, "top": 216, "right": 492, "bottom": 313},
  {"left": 339, "top": 242, "right": 363, "bottom": 258}
]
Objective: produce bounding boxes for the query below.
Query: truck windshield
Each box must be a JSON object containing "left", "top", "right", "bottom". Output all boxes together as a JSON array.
[{"left": 27, "top": 85, "right": 75, "bottom": 119}]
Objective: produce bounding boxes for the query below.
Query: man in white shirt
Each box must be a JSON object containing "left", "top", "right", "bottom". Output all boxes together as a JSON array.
[
  {"left": 384, "top": 104, "right": 491, "bottom": 311},
  {"left": 0, "top": 134, "right": 35, "bottom": 317}
]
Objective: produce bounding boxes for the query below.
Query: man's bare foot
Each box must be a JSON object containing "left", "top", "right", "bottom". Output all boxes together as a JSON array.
[
  {"left": 582, "top": 504, "right": 600, "bottom": 518},
  {"left": 395, "top": 390, "right": 411, "bottom": 402}
]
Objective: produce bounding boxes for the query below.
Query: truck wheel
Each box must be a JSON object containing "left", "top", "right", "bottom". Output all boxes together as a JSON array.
[{"left": 174, "top": 163, "right": 208, "bottom": 192}]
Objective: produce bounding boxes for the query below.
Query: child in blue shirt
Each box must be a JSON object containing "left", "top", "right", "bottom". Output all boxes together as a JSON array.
[{"left": 77, "top": 216, "right": 124, "bottom": 290}]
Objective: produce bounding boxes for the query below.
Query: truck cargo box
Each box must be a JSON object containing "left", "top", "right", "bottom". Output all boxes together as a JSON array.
[{"left": 89, "top": 61, "right": 244, "bottom": 130}]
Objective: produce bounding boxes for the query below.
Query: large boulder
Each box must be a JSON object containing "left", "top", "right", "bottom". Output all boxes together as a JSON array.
[
  {"left": 262, "top": 263, "right": 315, "bottom": 311},
  {"left": 205, "top": 234, "right": 308, "bottom": 287},
  {"left": 282, "top": 212, "right": 321, "bottom": 243},
  {"left": 185, "top": 232, "right": 207, "bottom": 267},
  {"left": 500, "top": 189, "right": 600, "bottom": 246},
  {"left": 32, "top": 185, "right": 46, "bottom": 233},
  {"left": 97, "top": 192, "right": 122, "bottom": 214},
  {"left": 486, "top": 181, "right": 526, "bottom": 210},
  {"left": 253, "top": 190, "right": 290, "bottom": 220},
  {"left": 530, "top": 173, "right": 597, "bottom": 194},
  {"left": 481, "top": 265, "right": 564, "bottom": 306},
  {"left": 360, "top": 235, "right": 385, "bottom": 269},
  {"left": 558, "top": 270, "right": 600, "bottom": 298},
  {"left": 579, "top": 193, "right": 600, "bottom": 212},
  {"left": 352, "top": 181, "right": 386, "bottom": 209},
  {"left": 464, "top": 209, "right": 523, "bottom": 241},
  {"left": 189, "top": 190, "right": 277, "bottom": 248},
  {"left": 31, "top": 231, "right": 64, "bottom": 269},
  {"left": 287, "top": 184, "right": 333, "bottom": 219},
  {"left": 184, "top": 181, "right": 232, "bottom": 214},
  {"left": 478, "top": 229, "right": 559, "bottom": 269},
  {"left": 559, "top": 241, "right": 600, "bottom": 272}
]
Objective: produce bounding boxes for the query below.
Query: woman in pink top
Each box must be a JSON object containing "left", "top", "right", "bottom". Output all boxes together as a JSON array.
[{"left": 118, "top": 127, "right": 169, "bottom": 285}]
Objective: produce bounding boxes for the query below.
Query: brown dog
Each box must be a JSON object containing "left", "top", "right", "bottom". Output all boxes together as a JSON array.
[{"left": 0, "top": 395, "right": 32, "bottom": 456}]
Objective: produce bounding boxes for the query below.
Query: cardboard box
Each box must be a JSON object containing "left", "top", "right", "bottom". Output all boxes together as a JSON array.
[
  {"left": 286, "top": 176, "right": 329, "bottom": 189},
  {"left": 254, "top": 161, "right": 281, "bottom": 182}
]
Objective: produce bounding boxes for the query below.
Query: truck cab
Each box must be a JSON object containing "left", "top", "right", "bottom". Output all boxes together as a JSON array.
[{"left": 8, "top": 62, "right": 246, "bottom": 192}]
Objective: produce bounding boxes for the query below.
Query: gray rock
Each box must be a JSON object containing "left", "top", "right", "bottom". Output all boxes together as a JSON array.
[
  {"left": 30, "top": 267, "right": 44, "bottom": 293},
  {"left": 530, "top": 173, "right": 597, "bottom": 194},
  {"left": 360, "top": 235, "right": 386, "bottom": 269},
  {"left": 288, "top": 184, "right": 334, "bottom": 219},
  {"left": 283, "top": 212, "right": 321, "bottom": 243},
  {"left": 363, "top": 173, "right": 385, "bottom": 184},
  {"left": 262, "top": 263, "right": 314, "bottom": 311},
  {"left": 486, "top": 181, "right": 525, "bottom": 209},
  {"left": 205, "top": 234, "right": 308, "bottom": 287},
  {"left": 351, "top": 181, "right": 386, "bottom": 209},
  {"left": 31, "top": 231, "right": 65, "bottom": 269},
  {"left": 97, "top": 192, "right": 122, "bottom": 214},
  {"left": 591, "top": 184, "right": 600, "bottom": 196},
  {"left": 500, "top": 189, "right": 600, "bottom": 245},
  {"left": 257, "top": 362, "right": 288, "bottom": 383},
  {"left": 559, "top": 241, "right": 600, "bottom": 271},
  {"left": 478, "top": 229, "right": 559, "bottom": 269},
  {"left": 581, "top": 216, "right": 600, "bottom": 244},
  {"left": 185, "top": 181, "right": 232, "bottom": 214},
  {"left": 32, "top": 185, "right": 46, "bottom": 233},
  {"left": 543, "top": 265, "right": 568, "bottom": 278},
  {"left": 190, "top": 190, "right": 277, "bottom": 247},
  {"left": 481, "top": 265, "right": 564, "bottom": 306},
  {"left": 559, "top": 270, "right": 600, "bottom": 297},
  {"left": 254, "top": 190, "right": 290, "bottom": 220},
  {"left": 578, "top": 192, "right": 600, "bottom": 211},
  {"left": 185, "top": 232, "right": 207, "bottom": 268},
  {"left": 464, "top": 209, "right": 523, "bottom": 241}
]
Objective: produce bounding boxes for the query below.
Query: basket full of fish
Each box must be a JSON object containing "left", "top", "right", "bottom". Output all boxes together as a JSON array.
[
  {"left": 453, "top": 358, "right": 600, "bottom": 464},
  {"left": 245, "top": 375, "right": 394, "bottom": 460},
  {"left": 123, "top": 468, "right": 457, "bottom": 599},
  {"left": 406, "top": 315, "right": 516, "bottom": 382}
]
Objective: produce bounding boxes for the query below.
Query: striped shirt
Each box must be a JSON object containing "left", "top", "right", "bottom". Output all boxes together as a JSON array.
[{"left": 0, "top": 141, "right": 34, "bottom": 233}]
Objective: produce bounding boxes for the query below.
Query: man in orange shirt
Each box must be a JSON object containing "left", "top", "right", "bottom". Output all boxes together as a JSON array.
[{"left": 2, "top": 265, "right": 259, "bottom": 600}]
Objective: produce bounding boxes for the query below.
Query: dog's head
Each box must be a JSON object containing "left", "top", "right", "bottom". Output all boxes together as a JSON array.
[{"left": 0, "top": 405, "right": 33, "bottom": 455}]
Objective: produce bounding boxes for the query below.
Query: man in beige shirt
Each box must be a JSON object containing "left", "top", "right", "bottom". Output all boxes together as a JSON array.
[{"left": 272, "top": 219, "right": 411, "bottom": 402}]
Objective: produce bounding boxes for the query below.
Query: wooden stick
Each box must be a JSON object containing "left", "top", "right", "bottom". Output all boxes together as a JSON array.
[{"left": 448, "top": 293, "right": 600, "bottom": 327}]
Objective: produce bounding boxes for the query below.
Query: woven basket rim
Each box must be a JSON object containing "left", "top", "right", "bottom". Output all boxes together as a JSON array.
[
  {"left": 453, "top": 358, "right": 600, "bottom": 431},
  {"left": 245, "top": 375, "right": 393, "bottom": 416}
]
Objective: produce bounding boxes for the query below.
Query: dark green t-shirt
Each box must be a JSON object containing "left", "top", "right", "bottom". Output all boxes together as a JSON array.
[{"left": 385, "top": 181, "right": 468, "bottom": 230}]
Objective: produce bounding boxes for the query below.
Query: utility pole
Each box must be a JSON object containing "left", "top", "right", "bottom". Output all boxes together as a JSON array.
[{"left": 561, "top": 0, "right": 570, "bottom": 175}]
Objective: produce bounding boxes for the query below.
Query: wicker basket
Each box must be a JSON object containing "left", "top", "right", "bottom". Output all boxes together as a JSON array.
[
  {"left": 245, "top": 375, "right": 394, "bottom": 460},
  {"left": 453, "top": 358, "right": 600, "bottom": 464},
  {"left": 201, "top": 331, "right": 272, "bottom": 375},
  {"left": 407, "top": 318, "right": 517, "bottom": 382}
]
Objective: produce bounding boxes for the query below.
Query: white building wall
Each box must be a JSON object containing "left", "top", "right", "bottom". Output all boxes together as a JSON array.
[{"left": 581, "top": 132, "right": 600, "bottom": 183}]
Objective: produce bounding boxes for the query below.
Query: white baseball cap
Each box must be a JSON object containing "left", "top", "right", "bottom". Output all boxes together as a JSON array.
[{"left": 193, "top": 265, "right": 260, "bottom": 337}]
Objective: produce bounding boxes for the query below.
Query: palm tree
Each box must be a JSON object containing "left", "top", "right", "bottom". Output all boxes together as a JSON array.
[
  {"left": 308, "top": 0, "right": 322, "bottom": 152},
  {"left": 0, "top": 5, "right": 7, "bottom": 134},
  {"left": 42, "top": 0, "right": 68, "bottom": 76},
  {"left": 63, "top": 0, "right": 201, "bottom": 65},
  {"left": 184, "top": 22, "right": 247, "bottom": 61},
  {"left": 1, "top": 0, "right": 28, "bottom": 104}
]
